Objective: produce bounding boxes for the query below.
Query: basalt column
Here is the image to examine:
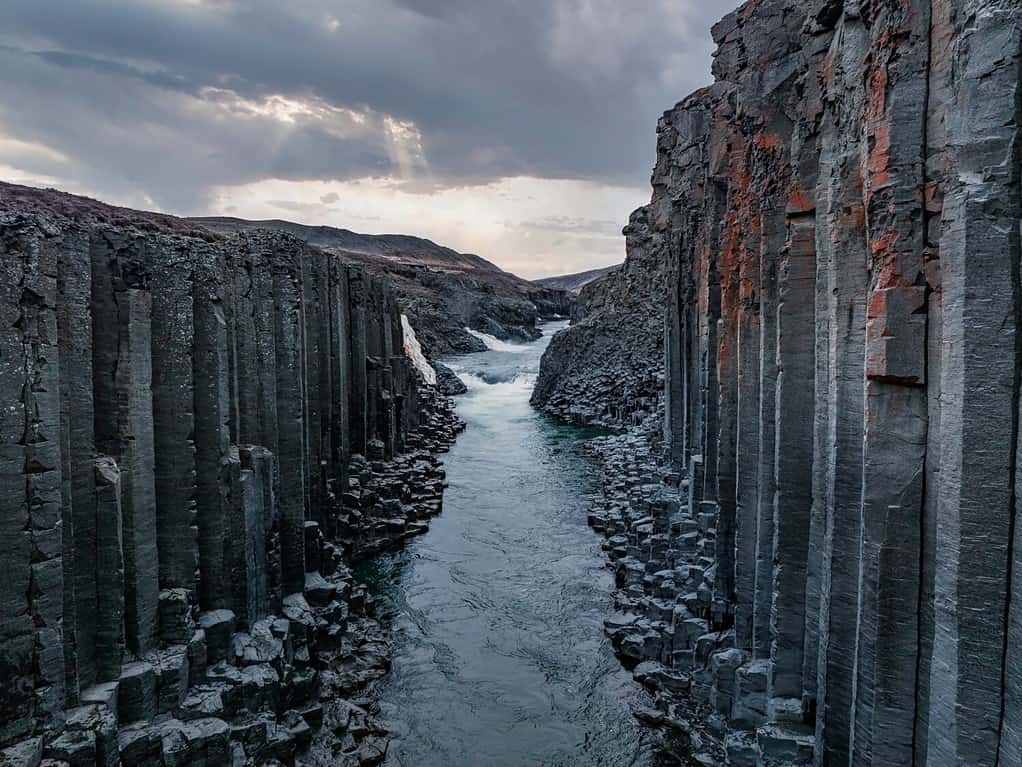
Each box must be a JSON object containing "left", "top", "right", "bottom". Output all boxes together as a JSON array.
[
  {"left": 770, "top": 207, "right": 816, "bottom": 708},
  {"left": 151, "top": 241, "right": 198, "bottom": 597},
  {"left": 733, "top": 151, "right": 762, "bottom": 654},
  {"left": 330, "top": 263, "right": 352, "bottom": 476},
  {"left": 229, "top": 235, "right": 283, "bottom": 613},
  {"left": 89, "top": 232, "right": 161, "bottom": 657},
  {"left": 664, "top": 252, "right": 686, "bottom": 472},
  {"left": 193, "top": 247, "right": 234, "bottom": 613},
  {"left": 0, "top": 190, "right": 444, "bottom": 761},
  {"left": 55, "top": 226, "right": 89, "bottom": 707},
  {"left": 272, "top": 247, "right": 308, "bottom": 596},
  {"left": 348, "top": 269, "right": 368, "bottom": 458},
  {"left": 852, "top": 2, "right": 932, "bottom": 762},
  {"left": 388, "top": 289, "right": 411, "bottom": 453},
  {"left": 753, "top": 180, "right": 781, "bottom": 663},
  {"left": 930, "top": 4, "right": 1022, "bottom": 766},
  {"left": 813, "top": 13, "right": 869, "bottom": 763},
  {"left": 303, "top": 251, "right": 332, "bottom": 529}
]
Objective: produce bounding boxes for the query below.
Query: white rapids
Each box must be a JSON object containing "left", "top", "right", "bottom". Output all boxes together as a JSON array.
[{"left": 465, "top": 327, "right": 530, "bottom": 353}]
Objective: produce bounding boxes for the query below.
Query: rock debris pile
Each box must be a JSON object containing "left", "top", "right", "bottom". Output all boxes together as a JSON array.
[{"left": 0, "top": 182, "right": 464, "bottom": 766}]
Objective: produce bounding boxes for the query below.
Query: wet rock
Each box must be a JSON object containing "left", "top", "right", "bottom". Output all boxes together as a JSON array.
[{"left": 433, "top": 362, "right": 468, "bottom": 396}]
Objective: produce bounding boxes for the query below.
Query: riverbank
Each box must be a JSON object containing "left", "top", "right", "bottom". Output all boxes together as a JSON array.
[
  {"left": 300, "top": 391, "right": 465, "bottom": 766},
  {"left": 582, "top": 416, "right": 728, "bottom": 765}
]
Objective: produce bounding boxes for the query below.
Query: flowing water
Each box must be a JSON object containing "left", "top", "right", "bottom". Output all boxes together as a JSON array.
[{"left": 357, "top": 322, "right": 668, "bottom": 767}]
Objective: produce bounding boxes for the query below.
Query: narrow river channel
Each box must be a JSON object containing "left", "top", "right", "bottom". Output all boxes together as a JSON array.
[{"left": 356, "top": 322, "right": 664, "bottom": 766}]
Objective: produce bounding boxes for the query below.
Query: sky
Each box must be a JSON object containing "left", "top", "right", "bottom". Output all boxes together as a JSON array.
[{"left": 0, "top": 0, "right": 732, "bottom": 279}]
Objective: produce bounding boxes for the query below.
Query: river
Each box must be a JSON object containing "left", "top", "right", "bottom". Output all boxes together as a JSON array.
[{"left": 357, "top": 321, "right": 665, "bottom": 767}]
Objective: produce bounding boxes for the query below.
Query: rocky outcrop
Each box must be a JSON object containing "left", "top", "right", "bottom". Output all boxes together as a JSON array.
[
  {"left": 433, "top": 362, "right": 469, "bottom": 397},
  {"left": 195, "top": 217, "right": 573, "bottom": 358},
  {"left": 562, "top": 1, "right": 1022, "bottom": 765},
  {"left": 0, "top": 182, "right": 465, "bottom": 766},
  {"left": 531, "top": 206, "right": 667, "bottom": 427}
]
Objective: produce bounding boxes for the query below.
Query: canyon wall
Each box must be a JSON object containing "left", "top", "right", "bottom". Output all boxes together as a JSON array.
[
  {"left": 647, "top": 0, "right": 1022, "bottom": 764},
  {"left": 531, "top": 206, "right": 667, "bottom": 427},
  {"left": 0, "top": 183, "right": 460, "bottom": 765}
]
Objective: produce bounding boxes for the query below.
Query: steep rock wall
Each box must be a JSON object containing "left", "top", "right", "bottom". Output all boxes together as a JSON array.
[
  {"left": 578, "top": 1, "right": 1022, "bottom": 765},
  {"left": 531, "top": 206, "right": 667, "bottom": 427},
  {"left": 0, "top": 183, "right": 462, "bottom": 765}
]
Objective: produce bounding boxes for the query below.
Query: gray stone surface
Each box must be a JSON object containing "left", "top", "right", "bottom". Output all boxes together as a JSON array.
[{"left": 532, "top": 206, "right": 667, "bottom": 428}]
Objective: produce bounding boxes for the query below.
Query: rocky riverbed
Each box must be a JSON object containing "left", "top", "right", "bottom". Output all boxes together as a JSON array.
[{"left": 582, "top": 418, "right": 736, "bottom": 767}]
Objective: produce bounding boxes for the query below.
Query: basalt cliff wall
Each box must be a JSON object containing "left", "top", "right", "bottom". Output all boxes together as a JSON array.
[
  {"left": 550, "top": 1, "right": 1022, "bottom": 765},
  {"left": 531, "top": 206, "right": 667, "bottom": 427},
  {"left": 0, "top": 182, "right": 462, "bottom": 766}
]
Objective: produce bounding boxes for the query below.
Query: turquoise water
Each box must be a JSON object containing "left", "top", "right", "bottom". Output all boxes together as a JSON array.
[{"left": 358, "top": 322, "right": 665, "bottom": 767}]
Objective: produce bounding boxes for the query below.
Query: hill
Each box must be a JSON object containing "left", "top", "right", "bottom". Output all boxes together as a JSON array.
[
  {"left": 533, "top": 264, "right": 619, "bottom": 294},
  {"left": 194, "top": 217, "right": 571, "bottom": 356}
]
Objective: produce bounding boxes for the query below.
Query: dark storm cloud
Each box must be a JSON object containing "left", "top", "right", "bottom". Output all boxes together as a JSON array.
[{"left": 0, "top": 0, "right": 733, "bottom": 211}]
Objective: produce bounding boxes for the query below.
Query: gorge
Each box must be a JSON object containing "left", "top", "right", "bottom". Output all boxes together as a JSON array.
[
  {"left": 361, "top": 325, "right": 662, "bottom": 766},
  {"left": 2, "top": 0, "right": 1022, "bottom": 766},
  {"left": 0, "top": 182, "right": 466, "bottom": 766}
]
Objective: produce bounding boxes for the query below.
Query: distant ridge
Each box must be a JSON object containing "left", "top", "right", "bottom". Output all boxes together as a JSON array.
[
  {"left": 190, "top": 216, "right": 509, "bottom": 276},
  {"left": 534, "top": 264, "right": 620, "bottom": 294}
]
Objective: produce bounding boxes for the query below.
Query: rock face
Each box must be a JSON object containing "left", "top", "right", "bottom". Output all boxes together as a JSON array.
[
  {"left": 548, "top": 1, "right": 1022, "bottom": 765},
  {"left": 532, "top": 207, "right": 667, "bottom": 427},
  {"left": 0, "top": 181, "right": 465, "bottom": 765},
  {"left": 194, "top": 216, "right": 573, "bottom": 358}
]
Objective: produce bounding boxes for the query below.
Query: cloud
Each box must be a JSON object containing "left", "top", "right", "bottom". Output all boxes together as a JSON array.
[{"left": 0, "top": 0, "right": 734, "bottom": 271}]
